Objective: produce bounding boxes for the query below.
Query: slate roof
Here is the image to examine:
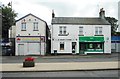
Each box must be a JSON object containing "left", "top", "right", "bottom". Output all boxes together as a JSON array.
[
  {"left": 52, "top": 17, "right": 110, "bottom": 25},
  {"left": 16, "top": 13, "right": 46, "bottom": 23}
]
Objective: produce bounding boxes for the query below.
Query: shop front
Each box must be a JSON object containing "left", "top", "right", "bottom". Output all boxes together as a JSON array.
[
  {"left": 79, "top": 36, "right": 104, "bottom": 54},
  {"left": 16, "top": 36, "right": 45, "bottom": 55}
]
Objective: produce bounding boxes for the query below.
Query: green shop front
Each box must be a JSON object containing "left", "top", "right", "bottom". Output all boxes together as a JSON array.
[{"left": 79, "top": 36, "right": 104, "bottom": 54}]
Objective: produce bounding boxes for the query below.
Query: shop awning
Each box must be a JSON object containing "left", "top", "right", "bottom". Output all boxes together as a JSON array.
[{"left": 79, "top": 36, "right": 104, "bottom": 42}]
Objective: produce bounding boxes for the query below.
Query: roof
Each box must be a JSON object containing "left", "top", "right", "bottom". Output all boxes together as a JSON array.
[
  {"left": 16, "top": 13, "right": 46, "bottom": 23},
  {"left": 52, "top": 17, "right": 110, "bottom": 25}
]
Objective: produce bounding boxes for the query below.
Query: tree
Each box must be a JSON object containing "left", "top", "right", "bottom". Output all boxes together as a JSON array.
[
  {"left": 105, "top": 17, "right": 118, "bottom": 36},
  {"left": 2, "top": 4, "right": 17, "bottom": 38}
]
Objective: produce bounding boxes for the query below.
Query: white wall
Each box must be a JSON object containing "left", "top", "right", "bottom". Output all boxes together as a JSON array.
[
  {"left": 51, "top": 24, "right": 79, "bottom": 54},
  {"left": 15, "top": 14, "right": 46, "bottom": 55},
  {"left": 51, "top": 24, "right": 111, "bottom": 54},
  {"left": 102, "top": 25, "right": 111, "bottom": 53},
  {"left": 16, "top": 15, "right": 46, "bottom": 37}
]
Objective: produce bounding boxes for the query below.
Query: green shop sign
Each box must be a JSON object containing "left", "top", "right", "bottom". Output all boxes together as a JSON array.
[{"left": 79, "top": 36, "right": 104, "bottom": 42}]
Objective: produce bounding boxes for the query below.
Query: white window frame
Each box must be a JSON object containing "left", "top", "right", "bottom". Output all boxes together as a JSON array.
[
  {"left": 99, "top": 27, "right": 102, "bottom": 35},
  {"left": 59, "top": 26, "right": 67, "bottom": 35},
  {"left": 59, "top": 26, "right": 62, "bottom": 34},
  {"left": 21, "top": 22, "right": 26, "bottom": 31},
  {"left": 63, "top": 26, "right": 66, "bottom": 34},
  {"left": 95, "top": 27, "right": 99, "bottom": 35},
  {"left": 33, "top": 22, "right": 38, "bottom": 31},
  {"left": 95, "top": 27, "right": 102, "bottom": 35},
  {"left": 79, "top": 26, "right": 83, "bottom": 35}
]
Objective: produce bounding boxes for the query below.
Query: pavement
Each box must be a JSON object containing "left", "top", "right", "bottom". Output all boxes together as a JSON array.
[
  {"left": 0, "top": 53, "right": 119, "bottom": 72},
  {"left": 1, "top": 61, "right": 119, "bottom": 72}
]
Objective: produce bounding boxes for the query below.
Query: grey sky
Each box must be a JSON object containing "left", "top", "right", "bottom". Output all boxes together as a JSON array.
[{"left": 1, "top": 0, "right": 119, "bottom": 25}]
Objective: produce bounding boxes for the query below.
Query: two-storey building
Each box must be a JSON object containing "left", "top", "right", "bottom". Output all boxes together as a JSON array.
[
  {"left": 15, "top": 13, "right": 49, "bottom": 55},
  {"left": 51, "top": 8, "right": 111, "bottom": 55}
]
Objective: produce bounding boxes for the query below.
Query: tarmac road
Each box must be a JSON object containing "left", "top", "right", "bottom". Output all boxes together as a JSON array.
[
  {"left": 1, "top": 53, "right": 119, "bottom": 79},
  {"left": 2, "top": 70, "right": 119, "bottom": 77},
  {"left": 1, "top": 53, "right": 119, "bottom": 63}
]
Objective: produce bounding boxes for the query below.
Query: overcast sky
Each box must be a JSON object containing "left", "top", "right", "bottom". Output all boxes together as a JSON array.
[{"left": 1, "top": 0, "right": 120, "bottom": 25}]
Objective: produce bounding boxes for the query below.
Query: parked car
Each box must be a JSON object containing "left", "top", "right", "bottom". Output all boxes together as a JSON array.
[
  {"left": 2, "top": 46, "right": 12, "bottom": 56},
  {"left": 0, "top": 39, "right": 12, "bottom": 56}
]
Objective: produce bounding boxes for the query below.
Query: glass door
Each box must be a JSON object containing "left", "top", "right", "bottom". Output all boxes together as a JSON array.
[{"left": 79, "top": 43, "right": 85, "bottom": 54}]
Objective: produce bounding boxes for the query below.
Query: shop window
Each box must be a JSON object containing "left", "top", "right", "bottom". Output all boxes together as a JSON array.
[
  {"left": 60, "top": 42, "right": 64, "bottom": 50},
  {"left": 88, "top": 44, "right": 94, "bottom": 49},
  {"left": 95, "top": 43, "right": 102, "bottom": 49}
]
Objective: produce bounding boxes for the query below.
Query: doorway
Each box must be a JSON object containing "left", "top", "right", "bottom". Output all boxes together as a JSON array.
[
  {"left": 79, "top": 43, "right": 85, "bottom": 54},
  {"left": 72, "top": 42, "right": 76, "bottom": 54}
]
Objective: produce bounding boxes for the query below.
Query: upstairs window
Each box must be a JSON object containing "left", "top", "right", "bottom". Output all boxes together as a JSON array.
[
  {"left": 33, "top": 22, "right": 38, "bottom": 31},
  {"left": 59, "top": 26, "right": 62, "bottom": 34},
  {"left": 95, "top": 27, "right": 102, "bottom": 35},
  {"left": 79, "top": 26, "right": 83, "bottom": 35},
  {"left": 63, "top": 26, "right": 66, "bottom": 34},
  {"left": 59, "top": 26, "right": 67, "bottom": 36},
  {"left": 95, "top": 27, "right": 98, "bottom": 35},
  {"left": 21, "top": 22, "right": 26, "bottom": 31},
  {"left": 99, "top": 27, "right": 102, "bottom": 35}
]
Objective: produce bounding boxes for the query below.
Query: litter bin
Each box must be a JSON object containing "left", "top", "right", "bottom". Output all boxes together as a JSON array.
[{"left": 54, "top": 50, "right": 57, "bottom": 55}]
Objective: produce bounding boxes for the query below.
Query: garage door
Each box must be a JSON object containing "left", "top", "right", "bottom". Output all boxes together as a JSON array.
[{"left": 27, "top": 43, "right": 40, "bottom": 55}]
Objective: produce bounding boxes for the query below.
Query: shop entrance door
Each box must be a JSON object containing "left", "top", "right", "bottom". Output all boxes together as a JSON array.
[
  {"left": 72, "top": 42, "right": 76, "bottom": 54},
  {"left": 79, "top": 43, "right": 85, "bottom": 54}
]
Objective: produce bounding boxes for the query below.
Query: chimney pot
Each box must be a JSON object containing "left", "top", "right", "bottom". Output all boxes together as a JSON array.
[
  {"left": 99, "top": 8, "right": 105, "bottom": 19},
  {"left": 52, "top": 10, "right": 55, "bottom": 18}
]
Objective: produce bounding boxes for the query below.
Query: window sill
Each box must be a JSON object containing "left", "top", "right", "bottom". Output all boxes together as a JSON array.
[
  {"left": 21, "top": 30, "right": 26, "bottom": 31},
  {"left": 58, "top": 33, "right": 69, "bottom": 36},
  {"left": 78, "top": 34, "right": 84, "bottom": 36},
  {"left": 33, "top": 30, "right": 39, "bottom": 31},
  {"left": 94, "top": 35, "right": 104, "bottom": 36}
]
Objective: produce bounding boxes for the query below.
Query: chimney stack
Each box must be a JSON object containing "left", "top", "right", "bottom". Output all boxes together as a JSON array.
[
  {"left": 52, "top": 10, "right": 55, "bottom": 18},
  {"left": 99, "top": 8, "right": 105, "bottom": 19}
]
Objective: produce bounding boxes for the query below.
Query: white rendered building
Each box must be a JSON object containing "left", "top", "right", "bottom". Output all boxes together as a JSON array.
[
  {"left": 51, "top": 9, "right": 111, "bottom": 55},
  {"left": 15, "top": 13, "right": 49, "bottom": 55}
]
